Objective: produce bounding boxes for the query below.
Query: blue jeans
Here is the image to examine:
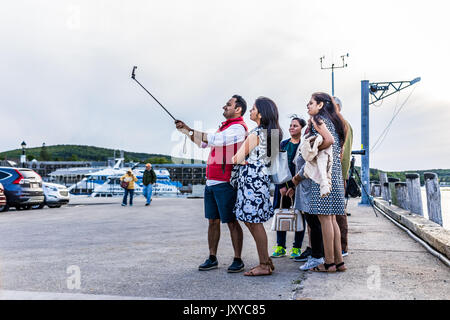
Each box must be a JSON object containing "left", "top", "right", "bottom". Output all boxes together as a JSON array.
[
  {"left": 143, "top": 184, "right": 153, "bottom": 204},
  {"left": 277, "top": 228, "right": 305, "bottom": 249},
  {"left": 122, "top": 189, "right": 135, "bottom": 205}
]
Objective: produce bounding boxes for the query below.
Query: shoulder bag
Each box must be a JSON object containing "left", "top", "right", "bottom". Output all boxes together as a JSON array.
[
  {"left": 271, "top": 196, "right": 304, "bottom": 232},
  {"left": 120, "top": 179, "right": 129, "bottom": 189},
  {"left": 268, "top": 150, "right": 292, "bottom": 184}
]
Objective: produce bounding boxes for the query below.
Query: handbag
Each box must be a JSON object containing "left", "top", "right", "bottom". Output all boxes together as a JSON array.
[
  {"left": 268, "top": 150, "right": 292, "bottom": 184},
  {"left": 120, "top": 180, "right": 129, "bottom": 189},
  {"left": 271, "top": 196, "right": 304, "bottom": 232}
]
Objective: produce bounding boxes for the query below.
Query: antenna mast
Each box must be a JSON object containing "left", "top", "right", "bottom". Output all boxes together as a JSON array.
[{"left": 320, "top": 53, "right": 349, "bottom": 96}]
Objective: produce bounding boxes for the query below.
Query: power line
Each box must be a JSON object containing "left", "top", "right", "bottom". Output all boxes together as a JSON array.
[
  {"left": 371, "top": 91, "right": 402, "bottom": 152},
  {"left": 371, "top": 89, "right": 413, "bottom": 152},
  {"left": 370, "top": 95, "right": 384, "bottom": 108},
  {"left": 371, "top": 86, "right": 416, "bottom": 153}
]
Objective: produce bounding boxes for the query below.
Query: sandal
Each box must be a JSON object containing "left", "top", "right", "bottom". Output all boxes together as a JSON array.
[
  {"left": 311, "top": 263, "right": 336, "bottom": 273},
  {"left": 268, "top": 257, "right": 275, "bottom": 272},
  {"left": 244, "top": 263, "right": 272, "bottom": 276},
  {"left": 336, "top": 262, "right": 347, "bottom": 272}
]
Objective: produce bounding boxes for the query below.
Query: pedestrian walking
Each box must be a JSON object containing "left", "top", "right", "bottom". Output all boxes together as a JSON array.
[
  {"left": 334, "top": 96, "right": 353, "bottom": 257},
  {"left": 232, "top": 96, "right": 282, "bottom": 276},
  {"left": 120, "top": 169, "right": 138, "bottom": 206},
  {"left": 305, "top": 92, "right": 347, "bottom": 272},
  {"left": 175, "top": 95, "right": 248, "bottom": 273},
  {"left": 142, "top": 163, "right": 157, "bottom": 206},
  {"left": 271, "top": 117, "right": 307, "bottom": 259}
]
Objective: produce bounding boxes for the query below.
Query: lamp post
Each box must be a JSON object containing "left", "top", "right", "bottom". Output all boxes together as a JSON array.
[{"left": 20, "top": 141, "right": 27, "bottom": 168}]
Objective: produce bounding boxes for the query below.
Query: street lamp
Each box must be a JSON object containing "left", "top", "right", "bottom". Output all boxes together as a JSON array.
[{"left": 20, "top": 141, "right": 26, "bottom": 168}]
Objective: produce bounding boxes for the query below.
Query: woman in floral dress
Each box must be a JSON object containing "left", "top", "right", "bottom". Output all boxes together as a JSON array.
[{"left": 231, "top": 96, "right": 282, "bottom": 276}]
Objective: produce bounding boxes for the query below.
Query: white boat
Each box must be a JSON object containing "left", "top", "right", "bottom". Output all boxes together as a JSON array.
[
  {"left": 65, "top": 158, "right": 180, "bottom": 197},
  {"left": 66, "top": 158, "right": 126, "bottom": 194},
  {"left": 90, "top": 168, "right": 179, "bottom": 197}
]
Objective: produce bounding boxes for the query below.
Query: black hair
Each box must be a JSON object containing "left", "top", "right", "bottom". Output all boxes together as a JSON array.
[
  {"left": 254, "top": 96, "right": 283, "bottom": 157},
  {"left": 290, "top": 115, "right": 307, "bottom": 128},
  {"left": 232, "top": 94, "right": 247, "bottom": 116},
  {"left": 308, "top": 92, "right": 345, "bottom": 147}
]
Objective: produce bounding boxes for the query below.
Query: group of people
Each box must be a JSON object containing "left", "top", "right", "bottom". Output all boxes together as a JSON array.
[
  {"left": 120, "top": 163, "right": 157, "bottom": 207},
  {"left": 174, "top": 92, "right": 353, "bottom": 276}
]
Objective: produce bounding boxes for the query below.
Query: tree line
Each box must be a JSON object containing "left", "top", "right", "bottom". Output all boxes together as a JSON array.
[
  {"left": 355, "top": 167, "right": 450, "bottom": 185},
  {"left": 0, "top": 144, "right": 198, "bottom": 164}
]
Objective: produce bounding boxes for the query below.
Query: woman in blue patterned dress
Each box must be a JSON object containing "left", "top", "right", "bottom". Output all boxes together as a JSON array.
[
  {"left": 305, "top": 92, "right": 347, "bottom": 272},
  {"left": 231, "top": 97, "right": 282, "bottom": 276}
]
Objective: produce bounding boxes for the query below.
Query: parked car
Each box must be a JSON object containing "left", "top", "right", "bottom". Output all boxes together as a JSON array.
[
  {"left": 0, "top": 167, "right": 44, "bottom": 211},
  {"left": 37, "top": 182, "right": 70, "bottom": 208},
  {"left": 0, "top": 182, "right": 7, "bottom": 212}
]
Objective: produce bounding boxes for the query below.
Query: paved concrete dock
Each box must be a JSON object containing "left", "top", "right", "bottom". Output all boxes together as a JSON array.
[{"left": 0, "top": 196, "right": 448, "bottom": 300}]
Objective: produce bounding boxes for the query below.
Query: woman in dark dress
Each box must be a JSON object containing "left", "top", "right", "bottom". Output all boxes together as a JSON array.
[{"left": 305, "top": 92, "right": 347, "bottom": 272}]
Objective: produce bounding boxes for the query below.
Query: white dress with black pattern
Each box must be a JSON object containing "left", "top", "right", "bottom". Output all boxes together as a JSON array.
[
  {"left": 232, "top": 127, "right": 274, "bottom": 223},
  {"left": 308, "top": 116, "right": 346, "bottom": 216}
]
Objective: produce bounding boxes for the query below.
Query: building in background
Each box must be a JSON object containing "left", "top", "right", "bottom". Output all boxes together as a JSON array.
[
  {"left": 152, "top": 164, "right": 206, "bottom": 187},
  {"left": 28, "top": 160, "right": 93, "bottom": 179}
]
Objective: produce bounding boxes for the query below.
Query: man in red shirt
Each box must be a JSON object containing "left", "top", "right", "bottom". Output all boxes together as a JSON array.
[{"left": 175, "top": 95, "right": 248, "bottom": 273}]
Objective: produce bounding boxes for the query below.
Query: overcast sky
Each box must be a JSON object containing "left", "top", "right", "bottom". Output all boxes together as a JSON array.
[{"left": 1, "top": 0, "right": 449, "bottom": 171}]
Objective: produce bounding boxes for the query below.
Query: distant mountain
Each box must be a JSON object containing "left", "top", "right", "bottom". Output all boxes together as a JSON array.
[{"left": 0, "top": 144, "right": 205, "bottom": 164}]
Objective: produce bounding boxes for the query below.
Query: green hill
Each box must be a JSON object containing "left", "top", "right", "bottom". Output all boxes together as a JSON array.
[
  {"left": 0, "top": 144, "right": 204, "bottom": 164},
  {"left": 355, "top": 167, "right": 450, "bottom": 185}
]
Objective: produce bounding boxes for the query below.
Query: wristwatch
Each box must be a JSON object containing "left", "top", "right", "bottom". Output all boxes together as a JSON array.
[{"left": 188, "top": 130, "right": 194, "bottom": 136}]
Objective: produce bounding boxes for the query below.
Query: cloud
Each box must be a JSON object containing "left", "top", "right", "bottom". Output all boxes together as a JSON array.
[{"left": 1, "top": 0, "right": 449, "bottom": 171}]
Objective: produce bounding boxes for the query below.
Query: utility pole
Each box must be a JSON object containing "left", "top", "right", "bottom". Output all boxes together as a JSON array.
[
  {"left": 320, "top": 53, "right": 349, "bottom": 96},
  {"left": 360, "top": 80, "right": 370, "bottom": 206},
  {"left": 359, "top": 77, "right": 421, "bottom": 206}
]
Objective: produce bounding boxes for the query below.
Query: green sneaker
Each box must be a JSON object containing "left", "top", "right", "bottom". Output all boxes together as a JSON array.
[
  {"left": 271, "top": 246, "right": 286, "bottom": 258},
  {"left": 289, "top": 247, "right": 301, "bottom": 259}
]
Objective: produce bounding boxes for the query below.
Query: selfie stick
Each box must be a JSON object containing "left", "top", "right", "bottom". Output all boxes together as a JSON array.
[{"left": 131, "top": 66, "right": 177, "bottom": 121}]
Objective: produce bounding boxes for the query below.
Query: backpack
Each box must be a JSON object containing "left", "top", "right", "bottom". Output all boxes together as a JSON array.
[{"left": 345, "top": 176, "right": 361, "bottom": 198}]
